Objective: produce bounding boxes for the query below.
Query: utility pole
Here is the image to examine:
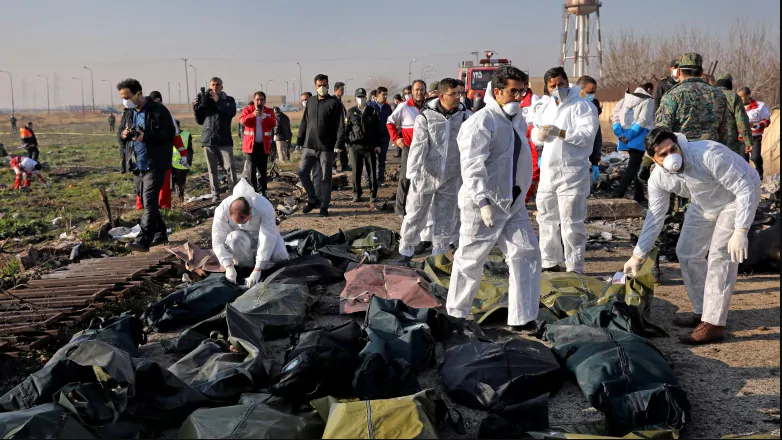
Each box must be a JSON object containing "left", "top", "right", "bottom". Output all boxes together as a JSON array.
[
  {"left": 102, "top": 79, "right": 114, "bottom": 109},
  {"left": 37, "top": 74, "right": 50, "bottom": 113},
  {"left": 178, "top": 82, "right": 182, "bottom": 105},
  {"left": 84, "top": 66, "right": 95, "bottom": 112},
  {"left": 296, "top": 62, "right": 302, "bottom": 98},
  {"left": 0, "top": 70, "right": 15, "bottom": 115},
  {"left": 189, "top": 64, "right": 198, "bottom": 97},
  {"left": 72, "top": 77, "right": 85, "bottom": 113},
  {"left": 408, "top": 59, "right": 417, "bottom": 85},
  {"left": 182, "top": 58, "right": 190, "bottom": 104},
  {"left": 167, "top": 81, "right": 171, "bottom": 104},
  {"left": 266, "top": 79, "right": 274, "bottom": 96},
  {"left": 286, "top": 81, "right": 289, "bottom": 102}
]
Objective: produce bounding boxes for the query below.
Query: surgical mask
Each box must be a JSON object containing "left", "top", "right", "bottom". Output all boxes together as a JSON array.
[
  {"left": 502, "top": 101, "right": 520, "bottom": 116},
  {"left": 122, "top": 99, "right": 136, "bottom": 109},
  {"left": 662, "top": 153, "right": 683, "bottom": 172},
  {"left": 671, "top": 68, "right": 679, "bottom": 79},
  {"left": 301, "top": 101, "right": 307, "bottom": 108},
  {"left": 404, "top": 94, "right": 412, "bottom": 100},
  {"left": 551, "top": 87, "right": 570, "bottom": 103},
  {"left": 316, "top": 86, "right": 328, "bottom": 97},
  {"left": 356, "top": 98, "right": 366, "bottom": 106},
  {"left": 585, "top": 93, "right": 595, "bottom": 102}
]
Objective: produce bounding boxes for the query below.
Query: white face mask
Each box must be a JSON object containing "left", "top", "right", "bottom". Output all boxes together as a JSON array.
[
  {"left": 356, "top": 98, "right": 366, "bottom": 106},
  {"left": 551, "top": 87, "right": 570, "bottom": 103},
  {"left": 404, "top": 94, "right": 412, "bottom": 100},
  {"left": 316, "top": 86, "right": 328, "bottom": 97},
  {"left": 671, "top": 68, "right": 679, "bottom": 79},
  {"left": 662, "top": 153, "right": 683, "bottom": 172},
  {"left": 502, "top": 101, "right": 520, "bottom": 116},
  {"left": 122, "top": 98, "right": 137, "bottom": 109}
]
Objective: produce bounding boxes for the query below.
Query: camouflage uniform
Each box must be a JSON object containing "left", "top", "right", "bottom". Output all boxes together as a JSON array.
[
  {"left": 715, "top": 73, "right": 753, "bottom": 154},
  {"left": 655, "top": 53, "right": 728, "bottom": 144}
]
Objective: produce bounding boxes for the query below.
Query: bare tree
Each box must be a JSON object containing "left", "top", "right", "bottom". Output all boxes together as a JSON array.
[
  {"left": 367, "top": 75, "right": 400, "bottom": 93},
  {"left": 603, "top": 19, "right": 780, "bottom": 107}
]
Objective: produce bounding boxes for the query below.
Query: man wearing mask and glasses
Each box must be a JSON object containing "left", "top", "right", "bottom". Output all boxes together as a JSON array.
[
  {"left": 531, "top": 66, "right": 598, "bottom": 275},
  {"left": 296, "top": 74, "right": 346, "bottom": 217},
  {"left": 624, "top": 127, "right": 760, "bottom": 345},
  {"left": 446, "top": 66, "right": 541, "bottom": 331}
]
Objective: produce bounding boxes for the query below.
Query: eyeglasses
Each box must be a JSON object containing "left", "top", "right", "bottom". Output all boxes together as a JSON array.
[
  {"left": 502, "top": 88, "right": 526, "bottom": 97},
  {"left": 444, "top": 91, "right": 466, "bottom": 98}
]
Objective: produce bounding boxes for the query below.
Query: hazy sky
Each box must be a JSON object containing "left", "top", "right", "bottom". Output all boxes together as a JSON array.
[{"left": 0, "top": 0, "right": 779, "bottom": 109}]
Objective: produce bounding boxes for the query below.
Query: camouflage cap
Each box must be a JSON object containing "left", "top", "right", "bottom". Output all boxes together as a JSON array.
[
  {"left": 678, "top": 53, "right": 703, "bottom": 69},
  {"left": 717, "top": 73, "right": 733, "bottom": 82},
  {"left": 429, "top": 81, "right": 440, "bottom": 92},
  {"left": 669, "top": 59, "right": 680, "bottom": 68}
]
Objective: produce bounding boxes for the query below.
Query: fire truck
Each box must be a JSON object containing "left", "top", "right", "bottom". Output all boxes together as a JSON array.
[{"left": 457, "top": 51, "right": 512, "bottom": 101}]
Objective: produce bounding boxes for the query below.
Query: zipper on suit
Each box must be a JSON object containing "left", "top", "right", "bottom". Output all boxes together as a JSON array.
[{"left": 442, "top": 118, "right": 450, "bottom": 182}]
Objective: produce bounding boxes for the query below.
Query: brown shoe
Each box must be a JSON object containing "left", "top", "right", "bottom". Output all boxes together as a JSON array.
[
  {"left": 672, "top": 313, "right": 702, "bottom": 328},
  {"left": 679, "top": 323, "right": 725, "bottom": 345}
]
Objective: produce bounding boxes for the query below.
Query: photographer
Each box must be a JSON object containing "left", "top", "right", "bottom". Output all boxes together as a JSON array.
[
  {"left": 194, "top": 77, "right": 238, "bottom": 202},
  {"left": 117, "top": 78, "right": 176, "bottom": 252}
]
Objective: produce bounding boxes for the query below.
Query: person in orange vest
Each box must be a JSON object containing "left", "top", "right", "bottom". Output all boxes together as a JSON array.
[
  {"left": 135, "top": 91, "right": 187, "bottom": 210},
  {"left": 10, "top": 155, "right": 48, "bottom": 190},
  {"left": 20, "top": 122, "right": 39, "bottom": 161}
]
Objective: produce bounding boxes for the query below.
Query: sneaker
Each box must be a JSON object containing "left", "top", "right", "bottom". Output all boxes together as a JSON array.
[
  {"left": 672, "top": 313, "right": 702, "bottom": 328},
  {"left": 319, "top": 208, "right": 329, "bottom": 217},
  {"left": 126, "top": 237, "right": 150, "bottom": 253},
  {"left": 679, "top": 322, "right": 725, "bottom": 345},
  {"left": 151, "top": 233, "right": 169, "bottom": 247},
  {"left": 302, "top": 201, "right": 321, "bottom": 214}
]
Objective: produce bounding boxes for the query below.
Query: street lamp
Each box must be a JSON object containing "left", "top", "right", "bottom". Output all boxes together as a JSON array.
[
  {"left": 420, "top": 64, "right": 435, "bottom": 79},
  {"left": 286, "top": 81, "right": 289, "bottom": 102},
  {"left": 102, "top": 79, "right": 114, "bottom": 109},
  {"left": 408, "top": 59, "right": 417, "bottom": 85},
  {"left": 0, "top": 70, "right": 15, "bottom": 115},
  {"left": 189, "top": 64, "right": 198, "bottom": 96},
  {"left": 181, "top": 58, "right": 190, "bottom": 103},
  {"left": 72, "top": 77, "right": 85, "bottom": 113},
  {"left": 37, "top": 74, "right": 50, "bottom": 113},
  {"left": 83, "top": 66, "right": 95, "bottom": 112},
  {"left": 296, "top": 62, "right": 302, "bottom": 97}
]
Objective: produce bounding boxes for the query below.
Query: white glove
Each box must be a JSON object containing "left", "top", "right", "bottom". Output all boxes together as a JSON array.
[
  {"left": 727, "top": 228, "right": 749, "bottom": 264},
  {"left": 548, "top": 125, "right": 563, "bottom": 138},
  {"left": 623, "top": 256, "right": 643, "bottom": 278},
  {"left": 536, "top": 126, "right": 551, "bottom": 143},
  {"left": 225, "top": 265, "right": 237, "bottom": 284},
  {"left": 179, "top": 156, "right": 189, "bottom": 167},
  {"left": 245, "top": 269, "right": 262, "bottom": 288},
  {"left": 335, "top": 148, "right": 343, "bottom": 154},
  {"left": 480, "top": 205, "right": 495, "bottom": 228}
]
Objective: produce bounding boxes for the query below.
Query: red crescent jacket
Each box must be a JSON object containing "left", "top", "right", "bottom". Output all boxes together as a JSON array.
[
  {"left": 521, "top": 92, "right": 541, "bottom": 203},
  {"left": 240, "top": 105, "right": 277, "bottom": 154},
  {"left": 744, "top": 99, "right": 771, "bottom": 138},
  {"left": 386, "top": 98, "right": 422, "bottom": 148}
]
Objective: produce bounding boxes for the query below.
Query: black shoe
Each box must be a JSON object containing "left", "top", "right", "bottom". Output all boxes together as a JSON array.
[
  {"left": 302, "top": 201, "right": 321, "bottom": 214},
  {"left": 126, "top": 237, "right": 150, "bottom": 253},
  {"left": 151, "top": 233, "right": 169, "bottom": 246},
  {"left": 397, "top": 255, "right": 412, "bottom": 266},
  {"left": 414, "top": 241, "right": 432, "bottom": 255},
  {"left": 542, "top": 265, "right": 563, "bottom": 273},
  {"left": 319, "top": 208, "right": 329, "bottom": 217},
  {"left": 342, "top": 165, "right": 352, "bottom": 172},
  {"left": 509, "top": 321, "right": 538, "bottom": 332},
  {"left": 352, "top": 195, "right": 362, "bottom": 202}
]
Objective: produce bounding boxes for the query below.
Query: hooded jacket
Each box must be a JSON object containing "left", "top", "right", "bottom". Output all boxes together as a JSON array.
[
  {"left": 531, "top": 86, "right": 598, "bottom": 169},
  {"left": 633, "top": 133, "right": 761, "bottom": 259},
  {"left": 407, "top": 98, "right": 472, "bottom": 194},
  {"left": 457, "top": 83, "right": 533, "bottom": 214},
  {"left": 612, "top": 87, "right": 655, "bottom": 152}
]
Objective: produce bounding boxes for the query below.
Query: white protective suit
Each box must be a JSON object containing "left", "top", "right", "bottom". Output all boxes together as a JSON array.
[
  {"left": 212, "top": 179, "right": 289, "bottom": 269},
  {"left": 399, "top": 99, "right": 472, "bottom": 256},
  {"left": 633, "top": 134, "right": 761, "bottom": 326},
  {"left": 446, "top": 83, "right": 542, "bottom": 326},
  {"left": 531, "top": 86, "right": 598, "bottom": 273}
]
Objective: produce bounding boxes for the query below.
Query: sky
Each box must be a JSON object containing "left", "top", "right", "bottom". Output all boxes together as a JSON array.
[{"left": 0, "top": 0, "right": 779, "bottom": 110}]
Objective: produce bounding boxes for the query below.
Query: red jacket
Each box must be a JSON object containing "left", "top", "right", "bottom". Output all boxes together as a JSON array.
[
  {"left": 386, "top": 98, "right": 421, "bottom": 148},
  {"left": 744, "top": 99, "right": 771, "bottom": 138},
  {"left": 521, "top": 92, "right": 541, "bottom": 202},
  {"left": 239, "top": 105, "right": 277, "bottom": 154}
]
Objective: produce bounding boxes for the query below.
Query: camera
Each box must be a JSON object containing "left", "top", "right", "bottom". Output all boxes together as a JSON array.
[
  {"left": 127, "top": 125, "right": 140, "bottom": 140},
  {"left": 195, "top": 86, "right": 213, "bottom": 110}
]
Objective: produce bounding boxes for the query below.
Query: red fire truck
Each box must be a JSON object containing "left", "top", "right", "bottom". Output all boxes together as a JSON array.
[{"left": 457, "top": 51, "right": 512, "bottom": 101}]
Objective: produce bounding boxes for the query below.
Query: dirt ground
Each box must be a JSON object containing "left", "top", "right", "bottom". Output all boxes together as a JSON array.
[{"left": 134, "top": 150, "right": 781, "bottom": 439}]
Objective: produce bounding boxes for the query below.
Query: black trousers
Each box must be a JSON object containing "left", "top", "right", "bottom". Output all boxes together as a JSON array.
[
  {"left": 395, "top": 146, "right": 410, "bottom": 216},
  {"left": 172, "top": 168, "right": 189, "bottom": 200},
  {"left": 25, "top": 146, "right": 39, "bottom": 161},
  {"left": 612, "top": 149, "right": 646, "bottom": 201},
  {"left": 741, "top": 136, "right": 764, "bottom": 180},
  {"left": 243, "top": 143, "right": 268, "bottom": 193},
  {"left": 338, "top": 148, "right": 350, "bottom": 171},
  {"left": 133, "top": 169, "right": 167, "bottom": 242},
  {"left": 350, "top": 146, "right": 378, "bottom": 199},
  {"left": 109, "top": 123, "right": 115, "bottom": 132}
]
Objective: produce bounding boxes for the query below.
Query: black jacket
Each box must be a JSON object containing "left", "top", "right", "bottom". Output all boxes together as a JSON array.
[
  {"left": 344, "top": 105, "right": 381, "bottom": 149},
  {"left": 273, "top": 111, "right": 293, "bottom": 141},
  {"left": 589, "top": 98, "right": 603, "bottom": 166},
  {"left": 653, "top": 77, "right": 677, "bottom": 110},
  {"left": 296, "top": 95, "right": 345, "bottom": 152},
  {"left": 194, "top": 91, "right": 237, "bottom": 147},
  {"left": 118, "top": 99, "right": 176, "bottom": 172}
]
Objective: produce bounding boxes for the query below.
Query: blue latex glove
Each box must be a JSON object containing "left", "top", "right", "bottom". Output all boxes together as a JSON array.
[
  {"left": 538, "top": 157, "right": 542, "bottom": 168},
  {"left": 591, "top": 165, "right": 600, "bottom": 183}
]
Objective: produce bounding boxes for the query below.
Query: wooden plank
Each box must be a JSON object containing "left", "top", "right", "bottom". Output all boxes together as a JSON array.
[
  {"left": 42, "top": 268, "right": 146, "bottom": 280},
  {"left": 2, "top": 287, "right": 111, "bottom": 299},
  {"left": 26, "top": 277, "right": 131, "bottom": 287}
]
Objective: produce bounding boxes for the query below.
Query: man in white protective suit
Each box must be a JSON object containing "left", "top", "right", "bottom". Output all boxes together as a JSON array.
[
  {"left": 531, "top": 66, "right": 598, "bottom": 274},
  {"left": 212, "top": 179, "right": 289, "bottom": 288},
  {"left": 445, "top": 66, "right": 541, "bottom": 330},
  {"left": 397, "top": 77, "right": 472, "bottom": 264},
  {"left": 624, "top": 127, "right": 761, "bottom": 345}
]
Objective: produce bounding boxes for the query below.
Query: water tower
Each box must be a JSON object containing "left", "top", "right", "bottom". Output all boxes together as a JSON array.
[{"left": 560, "top": 0, "right": 604, "bottom": 79}]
